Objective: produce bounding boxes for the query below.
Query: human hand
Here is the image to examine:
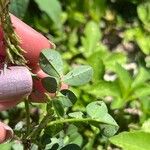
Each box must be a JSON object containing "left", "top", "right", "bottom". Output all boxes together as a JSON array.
[
  {"left": 0, "top": 14, "right": 68, "bottom": 144},
  {"left": 0, "top": 14, "right": 68, "bottom": 103}
]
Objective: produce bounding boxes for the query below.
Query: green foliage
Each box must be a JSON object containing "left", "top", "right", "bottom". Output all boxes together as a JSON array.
[
  {"left": 60, "top": 89, "right": 77, "bottom": 106},
  {"left": 34, "top": 0, "right": 62, "bottom": 29},
  {"left": 63, "top": 65, "right": 93, "bottom": 86},
  {"left": 39, "top": 49, "right": 63, "bottom": 78},
  {"left": 81, "top": 21, "right": 102, "bottom": 57},
  {"left": 9, "top": 0, "right": 29, "bottom": 18},
  {"left": 0, "top": 143, "right": 12, "bottom": 150},
  {"left": 3, "top": 0, "right": 150, "bottom": 149},
  {"left": 137, "top": 2, "right": 150, "bottom": 30},
  {"left": 109, "top": 131, "right": 150, "bottom": 150},
  {"left": 42, "top": 77, "right": 57, "bottom": 93},
  {"left": 86, "top": 101, "right": 118, "bottom": 137}
]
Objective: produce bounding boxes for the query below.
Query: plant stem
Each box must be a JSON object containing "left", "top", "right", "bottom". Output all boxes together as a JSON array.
[
  {"left": 49, "top": 118, "right": 100, "bottom": 126},
  {"left": 27, "top": 113, "right": 52, "bottom": 139},
  {"left": 24, "top": 98, "right": 30, "bottom": 136},
  {"left": 48, "top": 118, "right": 116, "bottom": 126},
  {"left": 27, "top": 116, "right": 118, "bottom": 140}
]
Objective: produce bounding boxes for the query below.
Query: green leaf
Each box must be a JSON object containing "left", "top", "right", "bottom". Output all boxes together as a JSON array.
[
  {"left": 12, "top": 143, "right": 24, "bottom": 150},
  {"left": 57, "top": 96, "right": 73, "bottom": 108},
  {"left": 89, "top": 0, "right": 106, "bottom": 21},
  {"left": 43, "top": 124, "right": 63, "bottom": 138},
  {"left": 61, "top": 144, "right": 81, "bottom": 150},
  {"left": 111, "top": 97, "right": 125, "bottom": 109},
  {"left": 42, "top": 77, "right": 57, "bottom": 93},
  {"left": 30, "top": 144, "right": 38, "bottom": 150},
  {"left": 115, "top": 63, "right": 132, "bottom": 92},
  {"left": 137, "top": 35, "right": 150, "bottom": 55},
  {"left": 65, "top": 125, "right": 83, "bottom": 146},
  {"left": 86, "top": 101, "right": 119, "bottom": 137},
  {"left": 132, "top": 67, "right": 150, "bottom": 89},
  {"left": 123, "top": 27, "right": 142, "bottom": 42},
  {"left": 109, "top": 131, "right": 150, "bottom": 150},
  {"left": 53, "top": 99, "right": 64, "bottom": 117},
  {"left": 44, "top": 138, "right": 60, "bottom": 150},
  {"left": 34, "top": 0, "right": 62, "bottom": 28},
  {"left": 63, "top": 65, "right": 93, "bottom": 86},
  {"left": 86, "top": 101, "right": 118, "bottom": 126},
  {"left": 81, "top": 21, "right": 101, "bottom": 57},
  {"left": 86, "top": 101, "right": 107, "bottom": 119},
  {"left": 105, "top": 52, "right": 127, "bottom": 71},
  {"left": 60, "top": 89, "right": 77, "bottom": 105},
  {"left": 0, "top": 143, "right": 13, "bottom": 150},
  {"left": 88, "top": 80, "right": 121, "bottom": 98},
  {"left": 124, "top": 27, "right": 150, "bottom": 55},
  {"left": 137, "top": 2, "right": 150, "bottom": 29},
  {"left": 9, "top": 0, "right": 29, "bottom": 19},
  {"left": 100, "top": 123, "right": 119, "bottom": 137},
  {"left": 133, "top": 85, "right": 150, "bottom": 98},
  {"left": 39, "top": 49, "right": 63, "bottom": 78},
  {"left": 142, "top": 119, "right": 150, "bottom": 133},
  {"left": 88, "top": 54, "right": 105, "bottom": 81},
  {"left": 68, "top": 112, "right": 84, "bottom": 119}
]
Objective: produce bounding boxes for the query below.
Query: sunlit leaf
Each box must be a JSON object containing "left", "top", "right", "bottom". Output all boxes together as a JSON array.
[
  {"left": 88, "top": 80, "right": 121, "bottom": 98},
  {"left": 34, "top": 0, "right": 62, "bottom": 28},
  {"left": 0, "top": 143, "right": 13, "bottom": 150},
  {"left": 110, "top": 131, "right": 150, "bottom": 150},
  {"left": 57, "top": 96, "right": 73, "bottom": 108},
  {"left": 86, "top": 101, "right": 119, "bottom": 137},
  {"left": 68, "top": 112, "right": 84, "bottom": 119},
  {"left": 63, "top": 65, "right": 93, "bottom": 86},
  {"left": 133, "top": 84, "right": 150, "bottom": 98},
  {"left": 66, "top": 125, "right": 83, "bottom": 146},
  {"left": 132, "top": 67, "right": 150, "bottom": 89},
  {"left": 39, "top": 49, "right": 63, "bottom": 78},
  {"left": 12, "top": 143, "right": 24, "bottom": 150},
  {"left": 115, "top": 63, "right": 132, "bottom": 92},
  {"left": 88, "top": 54, "right": 105, "bottom": 81},
  {"left": 137, "top": 2, "right": 150, "bottom": 29},
  {"left": 81, "top": 21, "right": 101, "bottom": 57}
]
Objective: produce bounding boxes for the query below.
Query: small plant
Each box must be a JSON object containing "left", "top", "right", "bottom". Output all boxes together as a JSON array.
[
  {"left": 1, "top": 0, "right": 150, "bottom": 149},
  {"left": 0, "top": 49, "right": 118, "bottom": 149}
]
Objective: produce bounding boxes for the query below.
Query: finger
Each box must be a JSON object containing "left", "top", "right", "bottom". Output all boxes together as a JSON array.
[
  {"left": 0, "top": 99, "right": 21, "bottom": 111},
  {"left": 0, "top": 66, "right": 32, "bottom": 102},
  {"left": 0, "top": 122, "right": 13, "bottom": 144},
  {"left": 0, "top": 124, "right": 6, "bottom": 143}
]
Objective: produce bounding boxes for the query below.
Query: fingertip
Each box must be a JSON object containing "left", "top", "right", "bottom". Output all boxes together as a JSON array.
[
  {"left": 0, "top": 125, "right": 6, "bottom": 143},
  {"left": 0, "top": 122, "right": 13, "bottom": 144}
]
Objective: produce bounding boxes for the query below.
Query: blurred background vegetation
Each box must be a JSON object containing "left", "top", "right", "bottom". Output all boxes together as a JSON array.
[{"left": 1, "top": 0, "right": 150, "bottom": 149}]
